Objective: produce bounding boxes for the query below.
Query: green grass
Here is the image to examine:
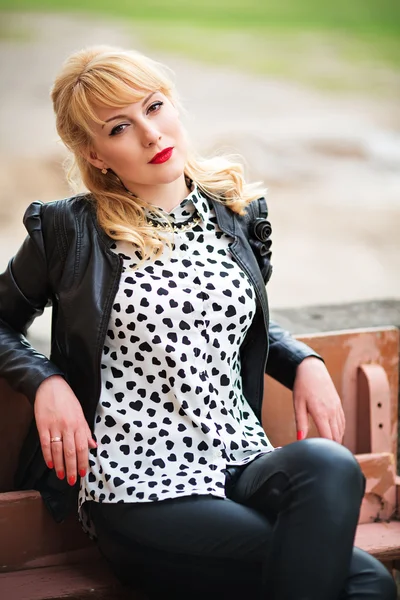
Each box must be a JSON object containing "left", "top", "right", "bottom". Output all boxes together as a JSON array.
[
  {"left": 133, "top": 22, "right": 400, "bottom": 93},
  {"left": 0, "top": 21, "right": 33, "bottom": 41},
  {"left": 1, "top": 0, "right": 400, "bottom": 33},
  {"left": 1, "top": 0, "right": 399, "bottom": 92}
]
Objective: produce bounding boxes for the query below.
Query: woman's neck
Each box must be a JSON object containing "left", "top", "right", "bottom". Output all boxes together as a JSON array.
[{"left": 125, "top": 174, "right": 191, "bottom": 214}]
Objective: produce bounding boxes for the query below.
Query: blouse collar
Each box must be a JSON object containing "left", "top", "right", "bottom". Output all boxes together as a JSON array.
[{"left": 145, "top": 183, "right": 210, "bottom": 226}]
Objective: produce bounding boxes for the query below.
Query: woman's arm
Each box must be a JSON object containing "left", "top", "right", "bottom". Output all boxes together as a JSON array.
[
  {"left": 0, "top": 202, "right": 97, "bottom": 482},
  {"left": 0, "top": 202, "right": 64, "bottom": 403},
  {"left": 293, "top": 356, "right": 345, "bottom": 443},
  {"left": 266, "top": 320, "right": 323, "bottom": 389}
]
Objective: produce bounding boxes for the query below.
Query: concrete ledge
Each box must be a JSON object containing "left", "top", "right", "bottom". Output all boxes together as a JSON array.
[{"left": 271, "top": 299, "right": 400, "bottom": 335}]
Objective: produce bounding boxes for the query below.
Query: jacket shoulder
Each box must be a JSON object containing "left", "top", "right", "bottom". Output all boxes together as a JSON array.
[
  {"left": 235, "top": 196, "right": 268, "bottom": 238},
  {"left": 23, "top": 193, "right": 93, "bottom": 233},
  {"left": 239, "top": 196, "right": 272, "bottom": 283},
  {"left": 21, "top": 194, "right": 95, "bottom": 273},
  {"left": 244, "top": 196, "right": 268, "bottom": 221}
]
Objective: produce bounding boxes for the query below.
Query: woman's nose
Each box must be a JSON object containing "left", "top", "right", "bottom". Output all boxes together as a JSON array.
[{"left": 139, "top": 122, "right": 161, "bottom": 147}]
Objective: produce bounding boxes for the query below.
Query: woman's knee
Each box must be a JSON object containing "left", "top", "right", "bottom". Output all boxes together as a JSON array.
[
  {"left": 286, "top": 438, "right": 365, "bottom": 498},
  {"left": 296, "top": 438, "right": 363, "bottom": 476}
]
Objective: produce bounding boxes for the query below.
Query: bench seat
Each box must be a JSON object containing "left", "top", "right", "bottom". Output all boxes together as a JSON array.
[
  {"left": 0, "top": 561, "right": 136, "bottom": 600},
  {"left": 1, "top": 519, "right": 399, "bottom": 600},
  {"left": 355, "top": 521, "right": 400, "bottom": 563}
]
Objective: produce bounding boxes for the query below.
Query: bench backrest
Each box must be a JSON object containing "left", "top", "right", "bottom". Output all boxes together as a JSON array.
[
  {"left": 263, "top": 326, "right": 399, "bottom": 524},
  {"left": 0, "top": 327, "right": 398, "bottom": 493},
  {"left": 262, "top": 326, "right": 399, "bottom": 460}
]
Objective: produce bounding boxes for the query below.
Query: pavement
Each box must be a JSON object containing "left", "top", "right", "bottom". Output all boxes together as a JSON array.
[{"left": 1, "top": 11, "right": 399, "bottom": 344}]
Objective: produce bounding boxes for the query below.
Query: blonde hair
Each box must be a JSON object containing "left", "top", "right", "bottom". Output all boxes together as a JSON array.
[{"left": 51, "top": 45, "right": 266, "bottom": 261}]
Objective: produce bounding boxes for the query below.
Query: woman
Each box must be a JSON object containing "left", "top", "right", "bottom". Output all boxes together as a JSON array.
[{"left": 0, "top": 46, "right": 395, "bottom": 600}]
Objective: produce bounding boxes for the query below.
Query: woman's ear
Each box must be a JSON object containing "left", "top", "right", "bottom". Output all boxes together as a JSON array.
[{"left": 81, "top": 146, "right": 107, "bottom": 171}]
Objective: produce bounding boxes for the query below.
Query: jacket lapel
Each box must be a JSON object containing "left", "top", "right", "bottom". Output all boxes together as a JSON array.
[{"left": 212, "top": 199, "right": 269, "bottom": 329}]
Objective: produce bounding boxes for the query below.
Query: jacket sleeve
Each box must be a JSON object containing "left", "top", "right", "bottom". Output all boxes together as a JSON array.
[
  {"left": 266, "top": 320, "right": 323, "bottom": 390},
  {"left": 0, "top": 202, "right": 64, "bottom": 405}
]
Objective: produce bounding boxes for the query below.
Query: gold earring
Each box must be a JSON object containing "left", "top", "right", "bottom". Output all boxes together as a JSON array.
[{"left": 101, "top": 168, "right": 108, "bottom": 175}]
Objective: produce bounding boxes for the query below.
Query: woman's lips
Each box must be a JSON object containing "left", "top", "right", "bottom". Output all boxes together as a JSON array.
[{"left": 149, "top": 147, "right": 174, "bottom": 164}]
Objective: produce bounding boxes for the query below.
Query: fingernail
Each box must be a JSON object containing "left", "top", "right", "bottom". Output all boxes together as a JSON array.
[
  {"left": 68, "top": 476, "right": 76, "bottom": 486},
  {"left": 79, "top": 469, "right": 86, "bottom": 478},
  {"left": 47, "top": 461, "right": 54, "bottom": 469},
  {"left": 57, "top": 470, "right": 65, "bottom": 479},
  {"left": 297, "top": 430, "right": 305, "bottom": 441}
]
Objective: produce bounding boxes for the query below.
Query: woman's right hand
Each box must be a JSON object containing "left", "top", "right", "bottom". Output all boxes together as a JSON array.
[{"left": 34, "top": 375, "right": 97, "bottom": 486}]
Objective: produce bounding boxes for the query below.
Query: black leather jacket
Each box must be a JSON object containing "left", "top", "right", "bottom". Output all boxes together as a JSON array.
[{"left": 0, "top": 193, "right": 319, "bottom": 522}]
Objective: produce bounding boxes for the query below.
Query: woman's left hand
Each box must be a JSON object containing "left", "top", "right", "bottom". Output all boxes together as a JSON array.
[{"left": 292, "top": 357, "right": 345, "bottom": 443}]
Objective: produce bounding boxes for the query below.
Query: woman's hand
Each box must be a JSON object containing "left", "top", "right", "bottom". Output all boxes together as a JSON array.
[
  {"left": 34, "top": 375, "right": 97, "bottom": 486},
  {"left": 292, "top": 357, "right": 345, "bottom": 443}
]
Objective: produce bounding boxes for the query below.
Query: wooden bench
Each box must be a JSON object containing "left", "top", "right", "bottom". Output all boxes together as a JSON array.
[
  {"left": 0, "top": 326, "right": 399, "bottom": 599},
  {"left": 263, "top": 326, "right": 400, "bottom": 575}
]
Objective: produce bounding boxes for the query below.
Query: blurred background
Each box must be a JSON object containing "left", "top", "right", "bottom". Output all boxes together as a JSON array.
[{"left": 0, "top": 1, "right": 399, "bottom": 344}]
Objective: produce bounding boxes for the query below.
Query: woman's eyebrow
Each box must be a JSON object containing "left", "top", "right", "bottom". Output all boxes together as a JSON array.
[{"left": 101, "top": 92, "right": 157, "bottom": 128}]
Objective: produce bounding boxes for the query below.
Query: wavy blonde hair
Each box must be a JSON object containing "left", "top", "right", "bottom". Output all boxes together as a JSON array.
[{"left": 50, "top": 45, "right": 266, "bottom": 261}]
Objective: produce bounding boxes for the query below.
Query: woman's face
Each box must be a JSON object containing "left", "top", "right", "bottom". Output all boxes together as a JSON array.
[{"left": 86, "top": 91, "right": 187, "bottom": 197}]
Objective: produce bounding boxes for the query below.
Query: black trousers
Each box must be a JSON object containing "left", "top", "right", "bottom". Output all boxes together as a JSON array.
[{"left": 88, "top": 439, "right": 397, "bottom": 600}]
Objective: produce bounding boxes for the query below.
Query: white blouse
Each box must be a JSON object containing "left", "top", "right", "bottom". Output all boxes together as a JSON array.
[{"left": 78, "top": 185, "right": 274, "bottom": 538}]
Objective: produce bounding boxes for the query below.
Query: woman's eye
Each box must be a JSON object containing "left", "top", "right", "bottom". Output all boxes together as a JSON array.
[
  {"left": 147, "top": 101, "right": 163, "bottom": 114},
  {"left": 110, "top": 123, "right": 129, "bottom": 136}
]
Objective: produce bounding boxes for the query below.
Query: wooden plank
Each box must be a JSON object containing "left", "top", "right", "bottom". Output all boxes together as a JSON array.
[
  {"left": 0, "top": 379, "right": 32, "bottom": 492},
  {"left": 355, "top": 521, "right": 400, "bottom": 561},
  {"left": 355, "top": 453, "right": 396, "bottom": 523},
  {"left": 357, "top": 364, "right": 392, "bottom": 454},
  {"left": 262, "top": 327, "right": 399, "bottom": 462},
  {"left": 0, "top": 491, "right": 92, "bottom": 572},
  {"left": 0, "top": 562, "right": 140, "bottom": 600}
]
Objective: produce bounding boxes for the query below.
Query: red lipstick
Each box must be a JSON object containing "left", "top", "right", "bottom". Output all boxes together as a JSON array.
[{"left": 149, "top": 147, "right": 173, "bottom": 164}]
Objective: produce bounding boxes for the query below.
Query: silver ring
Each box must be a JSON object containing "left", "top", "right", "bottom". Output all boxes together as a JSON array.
[{"left": 50, "top": 436, "right": 63, "bottom": 443}]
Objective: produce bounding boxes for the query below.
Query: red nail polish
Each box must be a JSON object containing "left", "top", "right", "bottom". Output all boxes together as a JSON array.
[
  {"left": 68, "top": 476, "right": 76, "bottom": 486},
  {"left": 79, "top": 469, "right": 86, "bottom": 478},
  {"left": 57, "top": 470, "right": 65, "bottom": 479},
  {"left": 47, "top": 461, "right": 54, "bottom": 469},
  {"left": 297, "top": 430, "right": 305, "bottom": 441}
]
